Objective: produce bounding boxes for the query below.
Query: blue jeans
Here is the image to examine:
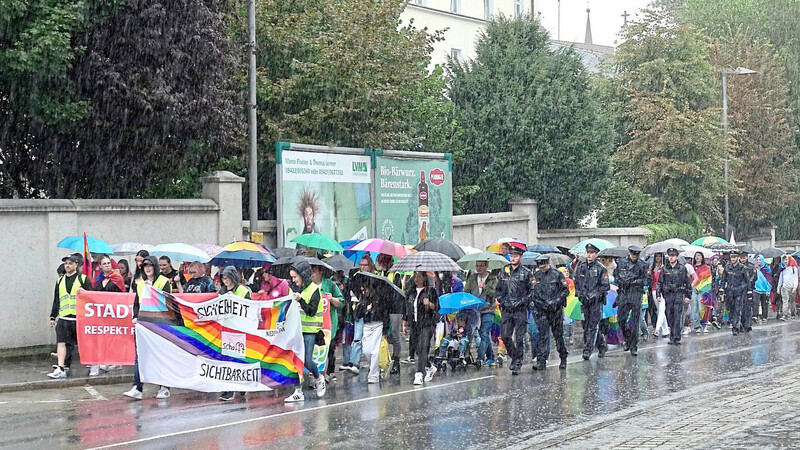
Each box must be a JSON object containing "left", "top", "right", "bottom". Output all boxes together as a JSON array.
[
  {"left": 477, "top": 312, "right": 495, "bottom": 362},
  {"left": 348, "top": 319, "right": 364, "bottom": 367},
  {"left": 437, "top": 336, "right": 469, "bottom": 358},
  {"left": 690, "top": 289, "right": 702, "bottom": 328},
  {"left": 302, "top": 332, "right": 320, "bottom": 382},
  {"left": 639, "top": 308, "right": 649, "bottom": 336}
]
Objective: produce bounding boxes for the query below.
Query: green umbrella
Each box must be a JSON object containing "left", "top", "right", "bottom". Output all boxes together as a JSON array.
[
  {"left": 692, "top": 236, "right": 728, "bottom": 246},
  {"left": 457, "top": 252, "right": 510, "bottom": 271},
  {"left": 290, "top": 233, "right": 344, "bottom": 252}
]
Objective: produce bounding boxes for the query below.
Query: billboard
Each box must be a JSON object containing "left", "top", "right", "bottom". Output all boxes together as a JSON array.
[
  {"left": 374, "top": 154, "right": 452, "bottom": 244},
  {"left": 277, "top": 146, "right": 372, "bottom": 247}
]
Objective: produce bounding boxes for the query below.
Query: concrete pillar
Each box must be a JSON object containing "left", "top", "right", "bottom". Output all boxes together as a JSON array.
[
  {"left": 510, "top": 198, "right": 539, "bottom": 245},
  {"left": 202, "top": 171, "right": 245, "bottom": 244}
]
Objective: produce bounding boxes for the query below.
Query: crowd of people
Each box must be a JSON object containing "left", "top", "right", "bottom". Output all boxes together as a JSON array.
[{"left": 47, "top": 239, "right": 799, "bottom": 403}]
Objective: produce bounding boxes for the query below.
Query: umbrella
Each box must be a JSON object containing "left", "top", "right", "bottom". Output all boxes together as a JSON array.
[
  {"left": 571, "top": 239, "right": 615, "bottom": 254},
  {"left": 704, "top": 242, "right": 738, "bottom": 252},
  {"left": 438, "top": 293, "right": 487, "bottom": 315},
  {"left": 459, "top": 245, "right": 483, "bottom": 255},
  {"left": 390, "top": 251, "right": 462, "bottom": 273},
  {"left": 58, "top": 235, "right": 113, "bottom": 254},
  {"left": 526, "top": 243, "right": 560, "bottom": 254},
  {"left": 692, "top": 236, "right": 728, "bottom": 246},
  {"left": 521, "top": 251, "right": 541, "bottom": 267},
  {"left": 350, "top": 271, "right": 405, "bottom": 303},
  {"left": 323, "top": 254, "right": 356, "bottom": 273},
  {"left": 486, "top": 237, "right": 526, "bottom": 253},
  {"left": 151, "top": 243, "right": 211, "bottom": 263},
  {"left": 290, "top": 233, "right": 344, "bottom": 252},
  {"left": 457, "top": 252, "right": 511, "bottom": 271},
  {"left": 268, "top": 256, "right": 335, "bottom": 279},
  {"left": 759, "top": 247, "right": 786, "bottom": 258},
  {"left": 346, "top": 238, "right": 409, "bottom": 258},
  {"left": 643, "top": 240, "right": 685, "bottom": 258},
  {"left": 110, "top": 242, "right": 153, "bottom": 256},
  {"left": 225, "top": 241, "right": 272, "bottom": 254},
  {"left": 192, "top": 243, "right": 225, "bottom": 259},
  {"left": 211, "top": 250, "right": 276, "bottom": 268},
  {"left": 547, "top": 253, "right": 573, "bottom": 266},
  {"left": 680, "top": 245, "right": 714, "bottom": 259},
  {"left": 737, "top": 245, "right": 757, "bottom": 254},
  {"left": 272, "top": 247, "right": 298, "bottom": 259},
  {"left": 414, "top": 239, "right": 466, "bottom": 260},
  {"left": 598, "top": 247, "right": 629, "bottom": 259}
]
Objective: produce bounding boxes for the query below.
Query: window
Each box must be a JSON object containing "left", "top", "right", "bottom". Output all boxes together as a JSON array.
[
  {"left": 514, "top": 0, "right": 523, "bottom": 17},
  {"left": 450, "top": 0, "right": 461, "bottom": 14},
  {"left": 450, "top": 48, "right": 463, "bottom": 62},
  {"left": 484, "top": 0, "right": 494, "bottom": 20}
]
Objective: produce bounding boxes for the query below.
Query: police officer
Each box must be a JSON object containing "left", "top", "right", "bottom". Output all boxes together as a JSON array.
[
  {"left": 574, "top": 243, "right": 610, "bottom": 360},
  {"left": 613, "top": 245, "right": 649, "bottom": 356},
  {"left": 656, "top": 247, "right": 692, "bottom": 345},
  {"left": 497, "top": 245, "right": 535, "bottom": 375},
  {"left": 723, "top": 250, "right": 755, "bottom": 334},
  {"left": 738, "top": 251, "right": 757, "bottom": 332},
  {"left": 531, "top": 255, "right": 569, "bottom": 370}
]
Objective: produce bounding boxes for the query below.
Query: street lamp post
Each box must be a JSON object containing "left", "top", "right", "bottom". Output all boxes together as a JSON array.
[
  {"left": 722, "top": 66, "right": 757, "bottom": 240},
  {"left": 247, "top": 0, "right": 258, "bottom": 239}
]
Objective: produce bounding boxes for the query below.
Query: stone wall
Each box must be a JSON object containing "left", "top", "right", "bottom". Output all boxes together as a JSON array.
[{"left": 0, "top": 171, "right": 243, "bottom": 354}]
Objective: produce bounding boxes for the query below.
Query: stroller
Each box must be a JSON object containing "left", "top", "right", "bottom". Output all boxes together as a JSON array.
[{"left": 434, "top": 306, "right": 480, "bottom": 373}]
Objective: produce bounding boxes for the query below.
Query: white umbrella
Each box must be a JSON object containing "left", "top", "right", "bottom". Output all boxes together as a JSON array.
[
  {"left": 110, "top": 242, "right": 153, "bottom": 256},
  {"left": 459, "top": 245, "right": 483, "bottom": 255},
  {"left": 151, "top": 243, "right": 211, "bottom": 263},
  {"left": 680, "top": 245, "right": 714, "bottom": 260}
]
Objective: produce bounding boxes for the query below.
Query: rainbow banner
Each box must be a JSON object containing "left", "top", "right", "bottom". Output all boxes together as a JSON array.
[{"left": 135, "top": 290, "right": 305, "bottom": 392}]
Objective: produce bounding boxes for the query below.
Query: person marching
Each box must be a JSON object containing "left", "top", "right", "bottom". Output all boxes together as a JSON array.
[
  {"left": 530, "top": 255, "right": 569, "bottom": 370},
  {"left": 738, "top": 251, "right": 757, "bottom": 333},
  {"left": 496, "top": 245, "right": 535, "bottom": 375},
  {"left": 613, "top": 246, "right": 649, "bottom": 356},
  {"left": 720, "top": 250, "right": 755, "bottom": 335},
  {"left": 47, "top": 254, "right": 91, "bottom": 379},
  {"left": 574, "top": 243, "right": 610, "bottom": 360},
  {"left": 656, "top": 247, "right": 692, "bottom": 345},
  {"left": 218, "top": 266, "right": 251, "bottom": 402}
]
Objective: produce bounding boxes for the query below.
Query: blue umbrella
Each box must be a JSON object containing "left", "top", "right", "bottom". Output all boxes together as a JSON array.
[
  {"left": 57, "top": 235, "right": 113, "bottom": 254},
  {"left": 210, "top": 250, "right": 276, "bottom": 268},
  {"left": 526, "top": 244, "right": 560, "bottom": 254},
  {"left": 438, "top": 292, "right": 487, "bottom": 315}
]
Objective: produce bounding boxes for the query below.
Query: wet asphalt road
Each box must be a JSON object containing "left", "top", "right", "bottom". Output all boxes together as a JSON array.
[{"left": 3, "top": 320, "right": 800, "bottom": 449}]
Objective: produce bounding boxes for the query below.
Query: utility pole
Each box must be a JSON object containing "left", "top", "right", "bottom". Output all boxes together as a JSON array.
[{"left": 247, "top": 0, "right": 258, "bottom": 239}]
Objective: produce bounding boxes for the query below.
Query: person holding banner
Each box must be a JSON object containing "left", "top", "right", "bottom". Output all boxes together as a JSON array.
[
  {"left": 218, "top": 266, "right": 252, "bottom": 401},
  {"left": 48, "top": 254, "right": 90, "bottom": 379},
  {"left": 310, "top": 265, "right": 344, "bottom": 382},
  {"left": 88, "top": 254, "right": 126, "bottom": 376},
  {"left": 285, "top": 260, "right": 327, "bottom": 403},
  {"left": 124, "top": 256, "right": 172, "bottom": 400}
]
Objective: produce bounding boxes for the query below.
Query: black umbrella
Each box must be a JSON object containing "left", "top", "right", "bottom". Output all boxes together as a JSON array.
[
  {"left": 413, "top": 239, "right": 466, "bottom": 261},
  {"left": 350, "top": 271, "right": 405, "bottom": 303},
  {"left": 599, "top": 247, "right": 629, "bottom": 259},
  {"left": 268, "top": 256, "right": 334, "bottom": 279},
  {"left": 323, "top": 254, "right": 355, "bottom": 273},
  {"left": 556, "top": 246, "right": 575, "bottom": 258},
  {"left": 526, "top": 244, "right": 560, "bottom": 254},
  {"left": 758, "top": 247, "right": 785, "bottom": 258},
  {"left": 272, "top": 247, "right": 298, "bottom": 259},
  {"left": 737, "top": 245, "right": 757, "bottom": 254}
]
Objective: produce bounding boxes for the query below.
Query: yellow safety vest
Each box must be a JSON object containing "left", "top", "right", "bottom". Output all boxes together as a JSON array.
[
  {"left": 136, "top": 275, "right": 170, "bottom": 299},
  {"left": 300, "top": 282, "right": 323, "bottom": 333},
  {"left": 57, "top": 274, "right": 88, "bottom": 317},
  {"left": 233, "top": 285, "right": 251, "bottom": 298}
]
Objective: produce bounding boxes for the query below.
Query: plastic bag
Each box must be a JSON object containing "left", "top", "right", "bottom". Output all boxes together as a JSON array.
[{"left": 378, "top": 338, "right": 391, "bottom": 372}]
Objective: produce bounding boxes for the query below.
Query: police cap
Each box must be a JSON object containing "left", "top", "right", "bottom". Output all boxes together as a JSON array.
[
  {"left": 535, "top": 254, "right": 550, "bottom": 265},
  {"left": 628, "top": 245, "right": 642, "bottom": 253},
  {"left": 666, "top": 247, "right": 681, "bottom": 256},
  {"left": 585, "top": 243, "right": 600, "bottom": 253},
  {"left": 509, "top": 245, "right": 525, "bottom": 255}
]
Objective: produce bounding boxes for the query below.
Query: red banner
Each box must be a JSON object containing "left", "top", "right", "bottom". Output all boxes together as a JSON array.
[{"left": 77, "top": 290, "right": 137, "bottom": 365}]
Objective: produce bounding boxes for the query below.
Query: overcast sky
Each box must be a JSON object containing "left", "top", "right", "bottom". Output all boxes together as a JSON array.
[{"left": 534, "top": 0, "right": 654, "bottom": 47}]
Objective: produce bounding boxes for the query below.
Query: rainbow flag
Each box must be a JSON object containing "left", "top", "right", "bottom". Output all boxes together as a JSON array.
[
  {"left": 136, "top": 290, "right": 304, "bottom": 391},
  {"left": 563, "top": 277, "right": 583, "bottom": 320},
  {"left": 82, "top": 232, "right": 94, "bottom": 287}
]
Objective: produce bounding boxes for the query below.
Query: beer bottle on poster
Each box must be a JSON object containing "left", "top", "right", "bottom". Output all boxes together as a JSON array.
[{"left": 418, "top": 171, "right": 429, "bottom": 242}]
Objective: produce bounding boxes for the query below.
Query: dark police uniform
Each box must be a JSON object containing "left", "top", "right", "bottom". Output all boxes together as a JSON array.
[
  {"left": 574, "top": 246, "right": 610, "bottom": 359},
  {"left": 741, "top": 258, "right": 757, "bottom": 332},
  {"left": 656, "top": 252, "right": 692, "bottom": 344},
  {"left": 721, "top": 255, "right": 755, "bottom": 334},
  {"left": 496, "top": 248, "right": 535, "bottom": 374},
  {"left": 531, "top": 255, "right": 569, "bottom": 370},
  {"left": 613, "top": 247, "right": 649, "bottom": 355}
]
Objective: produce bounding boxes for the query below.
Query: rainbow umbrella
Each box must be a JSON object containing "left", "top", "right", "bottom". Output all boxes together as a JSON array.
[
  {"left": 224, "top": 241, "right": 271, "bottom": 254},
  {"left": 602, "top": 285, "right": 618, "bottom": 319},
  {"left": 345, "top": 238, "right": 409, "bottom": 258},
  {"left": 692, "top": 236, "right": 728, "bottom": 246},
  {"left": 486, "top": 237, "right": 526, "bottom": 253},
  {"left": 564, "top": 278, "right": 583, "bottom": 320}
]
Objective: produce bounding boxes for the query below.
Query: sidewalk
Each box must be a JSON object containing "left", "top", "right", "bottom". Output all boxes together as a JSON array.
[{"left": 0, "top": 356, "right": 133, "bottom": 393}]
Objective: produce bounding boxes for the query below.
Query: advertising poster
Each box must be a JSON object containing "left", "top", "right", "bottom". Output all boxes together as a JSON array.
[
  {"left": 279, "top": 150, "right": 372, "bottom": 247},
  {"left": 375, "top": 156, "right": 452, "bottom": 244}
]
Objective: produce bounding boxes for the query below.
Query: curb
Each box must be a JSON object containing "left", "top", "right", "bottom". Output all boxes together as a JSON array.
[{"left": 0, "top": 373, "right": 133, "bottom": 394}]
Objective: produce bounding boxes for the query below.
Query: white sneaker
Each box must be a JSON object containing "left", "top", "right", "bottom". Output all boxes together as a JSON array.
[
  {"left": 47, "top": 367, "right": 67, "bottom": 379},
  {"left": 424, "top": 365, "right": 437, "bottom": 382},
  {"left": 89, "top": 366, "right": 100, "bottom": 377},
  {"left": 682, "top": 327, "right": 690, "bottom": 335},
  {"left": 338, "top": 365, "right": 350, "bottom": 371},
  {"left": 284, "top": 388, "right": 305, "bottom": 403},
  {"left": 156, "top": 387, "right": 170, "bottom": 399},
  {"left": 99, "top": 365, "right": 120, "bottom": 372},
  {"left": 702, "top": 325, "right": 709, "bottom": 334},
  {"left": 123, "top": 387, "right": 143, "bottom": 400},
  {"left": 315, "top": 376, "right": 327, "bottom": 398},
  {"left": 400, "top": 356, "right": 415, "bottom": 365},
  {"left": 413, "top": 372, "right": 423, "bottom": 386},
  {"left": 694, "top": 328, "right": 701, "bottom": 335},
  {"left": 347, "top": 365, "right": 360, "bottom": 375}
]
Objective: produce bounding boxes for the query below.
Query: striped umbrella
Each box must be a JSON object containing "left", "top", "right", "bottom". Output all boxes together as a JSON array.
[
  {"left": 692, "top": 236, "right": 728, "bottom": 246},
  {"left": 390, "top": 251, "right": 461, "bottom": 273},
  {"left": 570, "top": 238, "right": 615, "bottom": 254}
]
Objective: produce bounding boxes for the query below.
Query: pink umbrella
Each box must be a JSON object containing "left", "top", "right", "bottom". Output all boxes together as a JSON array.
[
  {"left": 345, "top": 238, "right": 410, "bottom": 258},
  {"left": 192, "top": 243, "right": 225, "bottom": 259}
]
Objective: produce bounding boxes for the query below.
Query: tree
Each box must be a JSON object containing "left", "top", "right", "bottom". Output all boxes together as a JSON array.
[
  {"left": 447, "top": 15, "right": 612, "bottom": 227},
  {"left": 247, "top": 0, "right": 442, "bottom": 218},
  {"left": 606, "top": 9, "right": 728, "bottom": 228},
  {"left": 596, "top": 179, "right": 674, "bottom": 227}
]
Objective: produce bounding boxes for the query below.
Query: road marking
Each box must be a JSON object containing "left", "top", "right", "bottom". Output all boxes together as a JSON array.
[
  {"left": 87, "top": 375, "right": 496, "bottom": 449},
  {"left": 84, "top": 385, "right": 107, "bottom": 401}
]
